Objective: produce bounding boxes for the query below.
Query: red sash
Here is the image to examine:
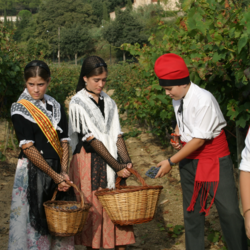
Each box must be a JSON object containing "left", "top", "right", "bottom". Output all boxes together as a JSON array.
[
  {"left": 18, "top": 99, "right": 63, "bottom": 162},
  {"left": 182, "top": 130, "right": 230, "bottom": 216}
]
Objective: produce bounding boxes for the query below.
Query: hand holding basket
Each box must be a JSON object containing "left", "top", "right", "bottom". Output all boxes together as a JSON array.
[
  {"left": 95, "top": 168, "right": 163, "bottom": 225},
  {"left": 43, "top": 180, "right": 91, "bottom": 237}
]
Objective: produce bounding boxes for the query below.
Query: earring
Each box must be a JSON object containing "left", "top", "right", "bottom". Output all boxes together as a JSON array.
[{"left": 85, "top": 82, "right": 87, "bottom": 86}]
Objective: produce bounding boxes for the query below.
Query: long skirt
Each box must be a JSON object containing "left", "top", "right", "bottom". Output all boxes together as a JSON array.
[
  {"left": 8, "top": 158, "right": 74, "bottom": 250},
  {"left": 69, "top": 147, "right": 135, "bottom": 249}
]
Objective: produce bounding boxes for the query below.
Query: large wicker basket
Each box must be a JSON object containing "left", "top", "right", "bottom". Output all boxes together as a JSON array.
[
  {"left": 43, "top": 180, "right": 91, "bottom": 237},
  {"left": 95, "top": 168, "right": 163, "bottom": 225}
]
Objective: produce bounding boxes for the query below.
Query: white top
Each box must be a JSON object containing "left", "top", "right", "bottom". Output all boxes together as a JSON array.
[
  {"left": 173, "top": 82, "right": 227, "bottom": 143},
  {"left": 239, "top": 129, "right": 250, "bottom": 171}
]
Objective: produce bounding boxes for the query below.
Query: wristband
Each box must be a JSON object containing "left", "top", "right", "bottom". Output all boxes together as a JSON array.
[{"left": 168, "top": 158, "right": 175, "bottom": 167}]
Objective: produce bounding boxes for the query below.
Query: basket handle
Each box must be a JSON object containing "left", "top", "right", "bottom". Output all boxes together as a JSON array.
[
  {"left": 51, "top": 180, "right": 85, "bottom": 208},
  {"left": 115, "top": 167, "right": 148, "bottom": 189}
]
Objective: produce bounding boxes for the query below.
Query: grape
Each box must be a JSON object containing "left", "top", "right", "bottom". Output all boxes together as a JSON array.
[
  {"left": 145, "top": 166, "right": 160, "bottom": 178},
  {"left": 53, "top": 205, "right": 78, "bottom": 210},
  {"left": 65, "top": 205, "right": 78, "bottom": 210}
]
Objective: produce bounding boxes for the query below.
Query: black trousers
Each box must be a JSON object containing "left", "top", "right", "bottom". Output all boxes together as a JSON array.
[{"left": 179, "top": 155, "right": 248, "bottom": 250}]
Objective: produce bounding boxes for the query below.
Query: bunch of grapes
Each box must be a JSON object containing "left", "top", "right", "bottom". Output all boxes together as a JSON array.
[
  {"left": 65, "top": 205, "right": 78, "bottom": 210},
  {"left": 145, "top": 166, "right": 160, "bottom": 179},
  {"left": 54, "top": 205, "right": 78, "bottom": 210}
]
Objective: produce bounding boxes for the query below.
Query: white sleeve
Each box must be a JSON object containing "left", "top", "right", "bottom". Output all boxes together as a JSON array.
[
  {"left": 19, "top": 140, "right": 35, "bottom": 147},
  {"left": 240, "top": 129, "right": 250, "bottom": 172},
  {"left": 191, "top": 104, "right": 219, "bottom": 139}
]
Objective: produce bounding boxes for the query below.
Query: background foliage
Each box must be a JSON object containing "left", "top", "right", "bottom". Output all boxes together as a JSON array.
[
  {"left": 0, "top": 25, "right": 25, "bottom": 119},
  {"left": 123, "top": 0, "right": 250, "bottom": 130}
]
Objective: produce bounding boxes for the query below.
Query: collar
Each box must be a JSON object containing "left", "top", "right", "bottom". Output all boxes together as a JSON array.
[{"left": 182, "top": 82, "right": 194, "bottom": 108}]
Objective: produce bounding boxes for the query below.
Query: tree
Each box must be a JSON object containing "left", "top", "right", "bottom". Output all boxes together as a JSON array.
[
  {"left": 0, "top": 0, "right": 14, "bottom": 15},
  {"left": 13, "top": 10, "right": 33, "bottom": 42},
  {"left": 4, "top": 9, "right": 7, "bottom": 26},
  {"left": 60, "top": 23, "right": 94, "bottom": 64},
  {"left": 26, "top": 38, "right": 50, "bottom": 59},
  {"left": 103, "top": 2, "right": 109, "bottom": 21},
  {"left": 35, "top": 0, "right": 97, "bottom": 43},
  {"left": 126, "top": 0, "right": 133, "bottom": 10},
  {"left": 105, "top": 0, "right": 127, "bottom": 13},
  {"left": 0, "top": 23, "right": 25, "bottom": 120},
  {"left": 103, "top": 8, "right": 148, "bottom": 61}
]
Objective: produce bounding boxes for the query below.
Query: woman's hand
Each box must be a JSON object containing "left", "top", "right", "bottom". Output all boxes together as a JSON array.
[
  {"left": 117, "top": 163, "right": 132, "bottom": 178},
  {"left": 61, "top": 172, "right": 70, "bottom": 181},
  {"left": 155, "top": 160, "right": 172, "bottom": 178},
  {"left": 58, "top": 178, "right": 72, "bottom": 192}
]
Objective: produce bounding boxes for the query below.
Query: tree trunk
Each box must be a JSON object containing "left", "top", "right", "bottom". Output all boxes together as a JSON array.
[
  {"left": 10, "top": 126, "right": 17, "bottom": 151},
  {"left": 123, "top": 51, "right": 126, "bottom": 62},
  {"left": 4, "top": 121, "right": 9, "bottom": 154},
  {"left": 58, "top": 27, "right": 60, "bottom": 65},
  {"left": 75, "top": 53, "right": 77, "bottom": 65}
]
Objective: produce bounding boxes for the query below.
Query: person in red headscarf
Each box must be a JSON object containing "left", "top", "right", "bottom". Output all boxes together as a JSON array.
[{"left": 152, "top": 53, "right": 247, "bottom": 250}]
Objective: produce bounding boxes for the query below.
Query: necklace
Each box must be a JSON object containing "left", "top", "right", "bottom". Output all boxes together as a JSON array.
[{"left": 85, "top": 87, "right": 100, "bottom": 98}]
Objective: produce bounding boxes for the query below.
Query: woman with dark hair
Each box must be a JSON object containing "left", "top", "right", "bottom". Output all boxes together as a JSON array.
[
  {"left": 68, "top": 56, "right": 135, "bottom": 250},
  {"left": 8, "top": 60, "right": 74, "bottom": 249}
]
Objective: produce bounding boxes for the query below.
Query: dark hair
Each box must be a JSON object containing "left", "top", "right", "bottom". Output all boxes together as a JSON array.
[
  {"left": 76, "top": 56, "right": 108, "bottom": 92},
  {"left": 24, "top": 60, "right": 51, "bottom": 82}
]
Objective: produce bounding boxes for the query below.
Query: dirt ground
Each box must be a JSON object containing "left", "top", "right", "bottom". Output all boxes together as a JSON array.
[{"left": 0, "top": 113, "right": 248, "bottom": 250}]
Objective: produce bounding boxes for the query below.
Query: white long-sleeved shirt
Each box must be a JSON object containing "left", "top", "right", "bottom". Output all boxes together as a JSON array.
[{"left": 173, "top": 82, "right": 227, "bottom": 143}]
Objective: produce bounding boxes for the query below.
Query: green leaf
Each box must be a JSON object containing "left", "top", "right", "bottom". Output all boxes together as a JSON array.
[
  {"left": 207, "top": 232, "right": 215, "bottom": 242},
  {"left": 212, "top": 52, "right": 222, "bottom": 62},
  {"left": 157, "top": 95, "right": 169, "bottom": 105},
  {"left": 213, "top": 32, "right": 223, "bottom": 41},
  {"left": 236, "top": 117, "right": 247, "bottom": 128},
  {"left": 151, "top": 84, "right": 162, "bottom": 90},
  {"left": 160, "top": 110, "right": 168, "bottom": 119},
  {"left": 234, "top": 30, "right": 241, "bottom": 39},
  {"left": 182, "top": 0, "right": 195, "bottom": 11},
  {"left": 238, "top": 34, "right": 248, "bottom": 53}
]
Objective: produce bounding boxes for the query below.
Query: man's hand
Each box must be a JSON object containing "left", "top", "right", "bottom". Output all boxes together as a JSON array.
[
  {"left": 155, "top": 160, "right": 172, "bottom": 178},
  {"left": 170, "top": 133, "right": 182, "bottom": 150},
  {"left": 170, "top": 141, "right": 182, "bottom": 150}
]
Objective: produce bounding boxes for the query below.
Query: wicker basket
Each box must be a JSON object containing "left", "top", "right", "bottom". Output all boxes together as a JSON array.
[
  {"left": 95, "top": 168, "right": 163, "bottom": 225},
  {"left": 43, "top": 180, "right": 91, "bottom": 237}
]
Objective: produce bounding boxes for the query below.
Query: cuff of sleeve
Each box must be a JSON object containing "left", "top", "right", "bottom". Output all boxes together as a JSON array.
[
  {"left": 60, "top": 138, "right": 71, "bottom": 142},
  {"left": 191, "top": 129, "right": 213, "bottom": 140},
  {"left": 239, "top": 161, "right": 250, "bottom": 172},
  {"left": 19, "top": 140, "right": 35, "bottom": 148},
  {"left": 82, "top": 133, "right": 94, "bottom": 142}
]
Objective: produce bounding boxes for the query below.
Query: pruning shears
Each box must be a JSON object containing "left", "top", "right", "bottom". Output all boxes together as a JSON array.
[{"left": 166, "top": 132, "right": 180, "bottom": 144}]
